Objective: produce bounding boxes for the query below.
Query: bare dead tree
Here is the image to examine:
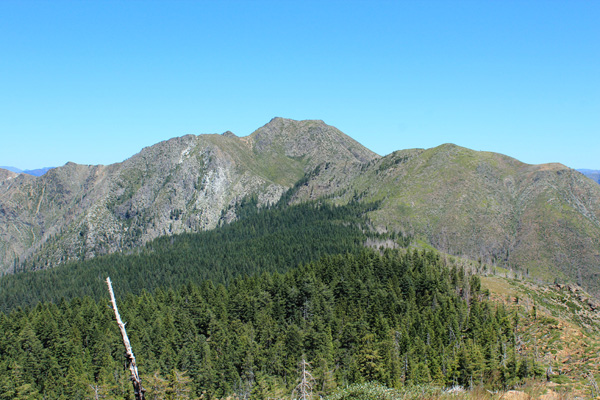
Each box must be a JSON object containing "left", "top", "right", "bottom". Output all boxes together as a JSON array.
[
  {"left": 106, "top": 277, "right": 146, "bottom": 400},
  {"left": 292, "top": 358, "right": 314, "bottom": 400}
]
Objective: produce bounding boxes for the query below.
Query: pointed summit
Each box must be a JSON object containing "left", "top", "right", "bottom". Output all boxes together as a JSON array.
[
  {"left": 0, "top": 117, "right": 377, "bottom": 273},
  {"left": 249, "top": 118, "right": 378, "bottom": 169}
]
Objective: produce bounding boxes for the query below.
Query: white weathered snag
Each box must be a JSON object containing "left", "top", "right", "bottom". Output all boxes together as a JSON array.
[
  {"left": 292, "top": 358, "right": 314, "bottom": 400},
  {"left": 106, "top": 277, "right": 145, "bottom": 400}
]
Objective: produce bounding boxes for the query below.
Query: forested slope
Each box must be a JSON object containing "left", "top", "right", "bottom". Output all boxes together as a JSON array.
[
  {"left": 0, "top": 197, "right": 379, "bottom": 311},
  {"left": 3, "top": 118, "right": 599, "bottom": 298},
  {"left": 0, "top": 250, "right": 539, "bottom": 399},
  {"left": 294, "top": 144, "right": 600, "bottom": 295},
  {"left": 0, "top": 118, "right": 377, "bottom": 275}
]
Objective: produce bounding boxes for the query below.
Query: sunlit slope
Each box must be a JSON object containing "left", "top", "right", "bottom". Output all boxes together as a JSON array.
[
  {"left": 0, "top": 118, "right": 377, "bottom": 273},
  {"left": 296, "top": 143, "right": 600, "bottom": 294}
]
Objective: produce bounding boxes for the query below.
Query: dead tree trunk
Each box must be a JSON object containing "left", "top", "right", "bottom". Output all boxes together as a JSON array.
[
  {"left": 106, "top": 277, "right": 146, "bottom": 400},
  {"left": 292, "top": 358, "right": 314, "bottom": 400}
]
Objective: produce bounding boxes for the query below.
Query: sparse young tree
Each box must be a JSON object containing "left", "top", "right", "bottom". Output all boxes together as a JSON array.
[
  {"left": 167, "top": 369, "right": 194, "bottom": 400},
  {"left": 144, "top": 371, "right": 168, "bottom": 400}
]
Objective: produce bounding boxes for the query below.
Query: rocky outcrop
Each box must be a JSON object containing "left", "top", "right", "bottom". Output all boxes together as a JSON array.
[
  {"left": 0, "top": 168, "right": 19, "bottom": 183},
  {"left": 2, "top": 118, "right": 599, "bottom": 297},
  {"left": 0, "top": 118, "right": 377, "bottom": 273}
]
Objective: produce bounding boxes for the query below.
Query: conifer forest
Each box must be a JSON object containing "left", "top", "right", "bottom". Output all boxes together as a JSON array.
[{"left": 0, "top": 199, "right": 542, "bottom": 399}]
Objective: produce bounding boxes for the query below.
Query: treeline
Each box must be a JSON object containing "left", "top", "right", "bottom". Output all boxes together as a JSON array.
[
  {"left": 0, "top": 199, "right": 382, "bottom": 312},
  {"left": 0, "top": 250, "right": 541, "bottom": 399}
]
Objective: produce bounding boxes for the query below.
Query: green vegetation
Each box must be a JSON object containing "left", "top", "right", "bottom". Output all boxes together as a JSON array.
[
  {"left": 0, "top": 250, "right": 539, "bottom": 399},
  {"left": 304, "top": 142, "right": 600, "bottom": 296},
  {"left": 6, "top": 132, "right": 598, "bottom": 398},
  {"left": 0, "top": 197, "right": 378, "bottom": 311},
  {"left": 326, "top": 382, "right": 447, "bottom": 400},
  {"left": 481, "top": 275, "right": 600, "bottom": 395}
]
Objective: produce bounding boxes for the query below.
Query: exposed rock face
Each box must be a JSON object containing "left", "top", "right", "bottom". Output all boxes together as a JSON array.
[
  {"left": 0, "top": 168, "right": 19, "bottom": 183},
  {"left": 0, "top": 118, "right": 378, "bottom": 272},
  {"left": 1, "top": 118, "right": 599, "bottom": 297}
]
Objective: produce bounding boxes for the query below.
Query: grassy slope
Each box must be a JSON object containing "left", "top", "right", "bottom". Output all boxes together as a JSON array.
[
  {"left": 295, "top": 143, "right": 600, "bottom": 296},
  {"left": 481, "top": 273, "right": 600, "bottom": 398},
  {"left": 203, "top": 133, "right": 306, "bottom": 187}
]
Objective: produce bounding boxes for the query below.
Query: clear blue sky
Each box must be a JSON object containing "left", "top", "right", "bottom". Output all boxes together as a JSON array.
[{"left": 1, "top": 0, "right": 598, "bottom": 170}]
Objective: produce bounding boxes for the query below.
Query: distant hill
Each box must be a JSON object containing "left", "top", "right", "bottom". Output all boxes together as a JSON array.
[
  {"left": 0, "top": 166, "right": 54, "bottom": 176},
  {"left": 23, "top": 166, "right": 55, "bottom": 176},
  {"left": 0, "top": 118, "right": 376, "bottom": 274},
  {"left": 293, "top": 144, "right": 600, "bottom": 294},
  {"left": 578, "top": 169, "right": 600, "bottom": 184},
  {"left": 1, "top": 118, "right": 599, "bottom": 295},
  {"left": 0, "top": 166, "right": 23, "bottom": 174}
]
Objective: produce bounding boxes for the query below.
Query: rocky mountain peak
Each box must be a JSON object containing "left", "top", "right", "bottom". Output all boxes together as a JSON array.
[
  {"left": 0, "top": 118, "right": 380, "bottom": 273},
  {"left": 2, "top": 118, "right": 599, "bottom": 297},
  {"left": 249, "top": 117, "right": 378, "bottom": 168},
  {"left": 0, "top": 168, "right": 19, "bottom": 183}
]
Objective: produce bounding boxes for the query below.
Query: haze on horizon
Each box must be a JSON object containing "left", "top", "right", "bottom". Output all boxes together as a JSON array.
[{"left": 1, "top": 1, "right": 598, "bottom": 170}]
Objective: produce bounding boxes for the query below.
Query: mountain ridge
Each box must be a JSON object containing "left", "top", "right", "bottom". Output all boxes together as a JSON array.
[
  {"left": 0, "top": 166, "right": 54, "bottom": 176},
  {"left": 579, "top": 169, "right": 600, "bottom": 184},
  {"left": 1, "top": 118, "right": 599, "bottom": 295},
  {"left": 291, "top": 142, "right": 600, "bottom": 293},
  {"left": 0, "top": 118, "right": 377, "bottom": 273}
]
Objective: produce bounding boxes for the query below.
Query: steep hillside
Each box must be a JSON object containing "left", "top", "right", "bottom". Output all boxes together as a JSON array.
[
  {"left": 294, "top": 144, "right": 600, "bottom": 294},
  {"left": 0, "top": 118, "right": 377, "bottom": 273},
  {"left": 482, "top": 274, "right": 600, "bottom": 397},
  {"left": 578, "top": 169, "right": 600, "bottom": 184},
  {"left": 0, "top": 168, "right": 19, "bottom": 182},
  {"left": 2, "top": 119, "right": 599, "bottom": 296},
  {"left": 0, "top": 166, "right": 54, "bottom": 176},
  {"left": 248, "top": 117, "right": 376, "bottom": 166},
  {"left": 0, "top": 199, "right": 376, "bottom": 310}
]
